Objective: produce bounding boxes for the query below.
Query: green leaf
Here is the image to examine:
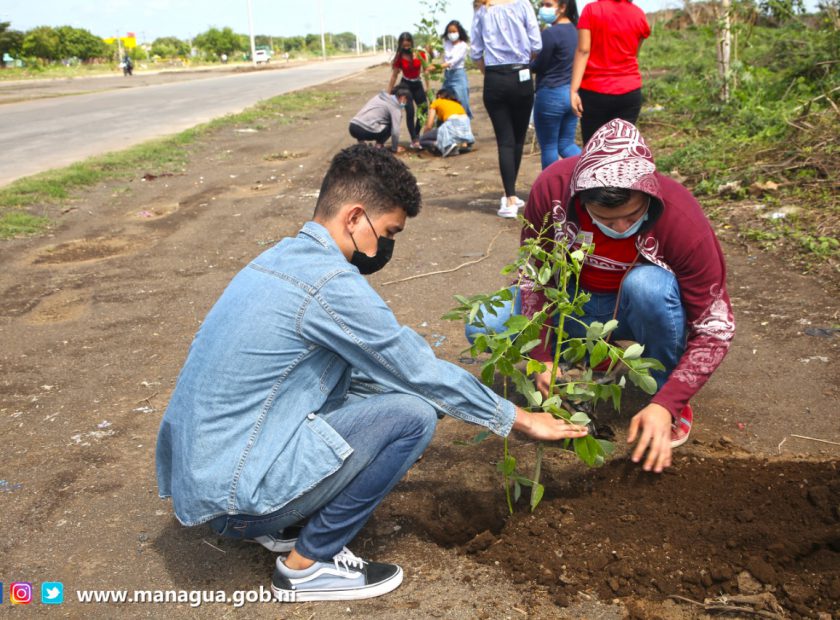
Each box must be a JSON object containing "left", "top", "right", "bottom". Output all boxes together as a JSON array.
[
  {"left": 499, "top": 454, "right": 516, "bottom": 476},
  {"left": 590, "top": 340, "right": 609, "bottom": 369},
  {"left": 530, "top": 482, "right": 545, "bottom": 511},
  {"left": 641, "top": 356, "right": 666, "bottom": 371},
  {"left": 574, "top": 435, "right": 608, "bottom": 467},
  {"left": 623, "top": 343, "right": 645, "bottom": 360},
  {"left": 441, "top": 310, "right": 463, "bottom": 321},
  {"left": 526, "top": 359, "right": 546, "bottom": 375},
  {"left": 586, "top": 321, "right": 604, "bottom": 340},
  {"left": 468, "top": 303, "right": 480, "bottom": 326},
  {"left": 638, "top": 373, "right": 658, "bottom": 395},
  {"left": 529, "top": 390, "right": 543, "bottom": 407},
  {"left": 538, "top": 263, "right": 552, "bottom": 285},
  {"left": 570, "top": 249, "right": 585, "bottom": 262},
  {"left": 513, "top": 480, "right": 522, "bottom": 503},
  {"left": 520, "top": 338, "right": 542, "bottom": 354},
  {"left": 570, "top": 411, "right": 591, "bottom": 425},
  {"left": 603, "top": 319, "right": 619, "bottom": 335},
  {"left": 596, "top": 438, "right": 616, "bottom": 456},
  {"left": 543, "top": 395, "right": 562, "bottom": 411},
  {"left": 496, "top": 357, "right": 514, "bottom": 376},
  {"left": 505, "top": 315, "right": 530, "bottom": 331},
  {"left": 480, "top": 362, "right": 495, "bottom": 386}
]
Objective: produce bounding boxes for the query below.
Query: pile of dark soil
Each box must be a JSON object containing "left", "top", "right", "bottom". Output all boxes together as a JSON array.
[{"left": 458, "top": 457, "right": 839, "bottom": 617}]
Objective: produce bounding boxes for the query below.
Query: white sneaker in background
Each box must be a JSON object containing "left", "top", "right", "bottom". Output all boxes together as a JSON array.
[{"left": 497, "top": 196, "right": 519, "bottom": 218}]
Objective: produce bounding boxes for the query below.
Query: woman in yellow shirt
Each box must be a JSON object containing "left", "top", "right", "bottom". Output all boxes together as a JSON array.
[{"left": 419, "top": 89, "right": 475, "bottom": 157}]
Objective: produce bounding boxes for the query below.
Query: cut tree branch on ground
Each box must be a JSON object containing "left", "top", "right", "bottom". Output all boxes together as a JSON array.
[
  {"left": 668, "top": 594, "right": 786, "bottom": 619},
  {"left": 382, "top": 229, "right": 505, "bottom": 286}
]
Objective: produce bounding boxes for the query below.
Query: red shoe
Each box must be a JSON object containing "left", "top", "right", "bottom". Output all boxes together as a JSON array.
[{"left": 671, "top": 404, "right": 693, "bottom": 448}]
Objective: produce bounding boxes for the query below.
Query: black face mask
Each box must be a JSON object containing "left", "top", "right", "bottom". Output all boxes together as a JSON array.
[{"left": 350, "top": 212, "right": 395, "bottom": 275}]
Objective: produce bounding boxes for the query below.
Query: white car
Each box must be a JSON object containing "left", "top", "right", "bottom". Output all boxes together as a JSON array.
[{"left": 254, "top": 50, "right": 270, "bottom": 64}]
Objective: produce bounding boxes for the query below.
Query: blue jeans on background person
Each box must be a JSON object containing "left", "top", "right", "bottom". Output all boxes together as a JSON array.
[
  {"left": 533, "top": 84, "right": 581, "bottom": 169},
  {"left": 465, "top": 266, "right": 687, "bottom": 389},
  {"left": 443, "top": 67, "right": 472, "bottom": 119},
  {"left": 209, "top": 392, "right": 437, "bottom": 561}
]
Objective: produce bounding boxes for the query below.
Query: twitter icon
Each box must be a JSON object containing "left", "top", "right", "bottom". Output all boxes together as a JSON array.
[{"left": 41, "top": 582, "right": 64, "bottom": 605}]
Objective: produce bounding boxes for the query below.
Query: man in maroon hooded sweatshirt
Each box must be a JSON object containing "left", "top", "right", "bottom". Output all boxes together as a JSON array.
[{"left": 470, "top": 119, "right": 735, "bottom": 473}]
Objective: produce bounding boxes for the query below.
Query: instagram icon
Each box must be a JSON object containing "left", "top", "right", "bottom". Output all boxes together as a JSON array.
[{"left": 11, "top": 582, "right": 33, "bottom": 605}]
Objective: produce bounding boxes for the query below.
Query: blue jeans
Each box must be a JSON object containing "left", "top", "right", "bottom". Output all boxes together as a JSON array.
[
  {"left": 443, "top": 67, "right": 472, "bottom": 118},
  {"left": 465, "top": 265, "right": 687, "bottom": 389},
  {"left": 208, "top": 392, "right": 437, "bottom": 561},
  {"left": 533, "top": 84, "right": 581, "bottom": 169}
]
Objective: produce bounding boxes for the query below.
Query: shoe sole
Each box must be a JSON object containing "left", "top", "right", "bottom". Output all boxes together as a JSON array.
[
  {"left": 250, "top": 537, "right": 296, "bottom": 553},
  {"left": 272, "top": 567, "right": 403, "bottom": 602},
  {"left": 497, "top": 211, "right": 518, "bottom": 218},
  {"left": 670, "top": 433, "right": 690, "bottom": 449}
]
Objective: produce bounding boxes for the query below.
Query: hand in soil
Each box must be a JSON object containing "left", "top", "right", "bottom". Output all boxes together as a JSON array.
[
  {"left": 512, "top": 407, "right": 589, "bottom": 441},
  {"left": 627, "top": 403, "right": 672, "bottom": 473}
]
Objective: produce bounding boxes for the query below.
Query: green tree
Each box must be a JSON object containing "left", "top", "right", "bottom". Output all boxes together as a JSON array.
[
  {"left": 281, "top": 36, "right": 305, "bottom": 51},
  {"left": 193, "top": 27, "right": 242, "bottom": 58},
  {"left": 332, "top": 31, "right": 357, "bottom": 51},
  {"left": 55, "top": 26, "right": 110, "bottom": 61},
  {"left": 0, "top": 22, "right": 25, "bottom": 66},
  {"left": 22, "top": 26, "right": 62, "bottom": 61},
  {"left": 758, "top": 0, "right": 805, "bottom": 21},
  {"left": 151, "top": 36, "right": 190, "bottom": 58}
]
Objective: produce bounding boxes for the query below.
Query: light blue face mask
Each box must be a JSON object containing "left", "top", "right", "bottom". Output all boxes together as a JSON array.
[
  {"left": 586, "top": 200, "right": 650, "bottom": 240},
  {"left": 538, "top": 7, "right": 558, "bottom": 24}
]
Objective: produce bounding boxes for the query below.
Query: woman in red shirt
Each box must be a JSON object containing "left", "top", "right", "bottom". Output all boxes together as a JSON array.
[
  {"left": 387, "top": 32, "right": 430, "bottom": 150},
  {"left": 569, "top": 0, "right": 650, "bottom": 144}
]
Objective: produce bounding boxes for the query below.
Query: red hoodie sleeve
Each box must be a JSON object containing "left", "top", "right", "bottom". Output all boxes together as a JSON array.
[{"left": 650, "top": 184, "right": 735, "bottom": 416}]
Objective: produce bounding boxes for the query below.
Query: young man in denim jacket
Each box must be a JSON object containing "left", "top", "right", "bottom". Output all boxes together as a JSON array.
[{"left": 156, "top": 144, "right": 587, "bottom": 602}]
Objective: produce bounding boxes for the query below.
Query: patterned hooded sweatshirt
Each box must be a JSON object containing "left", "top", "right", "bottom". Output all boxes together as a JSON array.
[{"left": 521, "top": 119, "right": 735, "bottom": 417}]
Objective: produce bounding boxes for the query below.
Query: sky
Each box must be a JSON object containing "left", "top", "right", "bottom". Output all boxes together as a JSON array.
[{"left": 5, "top": 0, "right": 700, "bottom": 45}]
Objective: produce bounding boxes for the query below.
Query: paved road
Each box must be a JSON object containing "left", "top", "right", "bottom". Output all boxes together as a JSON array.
[{"left": 0, "top": 55, "right": 388, "bottom": 187}]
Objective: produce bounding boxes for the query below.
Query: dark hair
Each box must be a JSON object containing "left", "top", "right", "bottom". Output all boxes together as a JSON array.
[
  {"left": 577, "top": 187, "right": 633, "bottom": 208},
  {"left": 561, "top": 0, "right": 580, "bottom": 25},
  {"left": 392, "top": 86, "right": 412, "bottom": 99},
  {"left": 392, "top": 32, "right": 415, "bottom": 66},
  {"left": 435, "top": 87, "right": 460, "bottom": 103},
  {"left": 441, "top": 20, "right": 469, "bottom": 43},
  {"left": 314, "top": 145, "right": 422, "bottom": 219}
]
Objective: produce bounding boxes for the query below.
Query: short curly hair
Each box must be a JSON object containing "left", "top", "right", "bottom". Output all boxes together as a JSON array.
[{"left": 314, "top": 144, "right": 422, "bottom": 219}]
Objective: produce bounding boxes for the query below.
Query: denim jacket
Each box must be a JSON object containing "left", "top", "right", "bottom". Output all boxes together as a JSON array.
[{"left": 156, "top": 221, "right": 516, "bottom": 526}]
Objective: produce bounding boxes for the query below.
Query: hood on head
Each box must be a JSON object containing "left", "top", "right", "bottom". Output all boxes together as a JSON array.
[{"left": 570, "top": 119, "right": 662, "bottom": 203}]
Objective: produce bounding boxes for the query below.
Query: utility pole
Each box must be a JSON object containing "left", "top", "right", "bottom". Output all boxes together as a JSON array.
[
  {"left": 318, "top": 0, "right": 327, "bottom": 61},
  {"left": 247, "top": 0, "right": 257, "bottom": 65},
  {"left": 717, "top": 0, "right": 732, "bottom": 102}
]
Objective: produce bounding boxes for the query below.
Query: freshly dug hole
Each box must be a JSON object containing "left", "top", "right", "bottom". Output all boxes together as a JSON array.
[{"left": 463, "top": 457, "right": 839, "bottom": 615}]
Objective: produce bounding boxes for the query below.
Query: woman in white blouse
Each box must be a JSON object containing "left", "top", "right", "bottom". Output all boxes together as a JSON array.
[{"left": 440, "top": 20, "right": 472, "bottom": 119}]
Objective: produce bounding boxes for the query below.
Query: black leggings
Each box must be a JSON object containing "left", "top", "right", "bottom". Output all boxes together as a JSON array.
[
  {"left": 579, "top": 88, "right": 643, "bottom": 146},
  {"left": 482, "top": 67, "right": 534, "bottom": 197},
  {"left": 399, "top": 78, "right": 427, "bottom": 141},
  {"left": 349, "top": 122, "right": 390, "bottom": 145}
]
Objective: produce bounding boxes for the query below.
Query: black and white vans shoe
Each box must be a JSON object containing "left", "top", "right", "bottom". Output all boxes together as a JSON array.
[{"left": 272, "top": 546, "right": 403, "bottom": 602}]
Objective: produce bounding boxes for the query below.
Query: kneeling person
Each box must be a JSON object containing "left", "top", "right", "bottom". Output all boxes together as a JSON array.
[
  {"left": 349, "top": 87, "right": 411, "bottom": 152},
  {"left": 419, "top": 88, "right": 475, "bottom": 157},
  {"left": 155, "top": 145, "right": 586, "bottom": 603}
]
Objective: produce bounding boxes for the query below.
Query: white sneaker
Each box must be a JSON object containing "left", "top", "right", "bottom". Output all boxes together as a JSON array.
[
  {"left": 497, "top": 196, "right": 520, "bottom": 218},
  {"left": 272, "top": 546, "right": 403, "bottom": 602}
]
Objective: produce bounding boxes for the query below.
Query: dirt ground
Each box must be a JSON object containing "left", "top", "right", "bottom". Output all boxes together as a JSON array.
[{"left": 1, "top": 66, "right": 838, "bottom": 618}]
